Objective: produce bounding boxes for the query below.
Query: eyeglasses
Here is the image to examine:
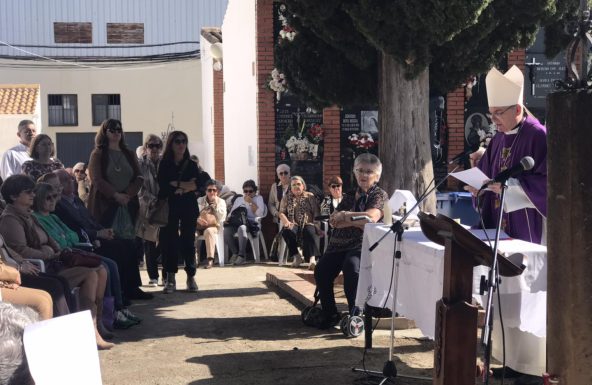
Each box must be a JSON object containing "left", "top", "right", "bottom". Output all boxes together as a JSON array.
[
  {"left": 278, "top": 171, "right": 289, "bottom": 176},
  {"left": 45, "top": 194, "right": 59, "bottom": 201},
  {"left": 330, "top": 184, "right": 342, "bottom": 189},
  {"left": 173, "top": 138, "right": 187, "bottom": 145},
  {"left": 354, "top": 168, "right": 377, "bottom": 176},
  {"left": 107, "top": 128, "right": 123, "bottom": 134},
  {"left": 206, "top": 188, "right": 217, "bottom": 193},
  {"left": 147, "top": 143, "right": 162, "bottom": 149},
  {"left": 243, "top": 189, "right": 254, "bottom": 194},
  {"left": 486, "top": 105, "right": 515, "bottom": 120}
]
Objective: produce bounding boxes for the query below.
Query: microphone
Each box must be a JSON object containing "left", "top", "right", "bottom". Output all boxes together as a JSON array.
[
  {"left": 351, "top": 215, "right": 370, "bottom": 221},
  {"left": 483, "top": 156, "right": 535, "bottom": 187},
  {"left": 448, "top": 144, "right": 480, "bottom": 164}
]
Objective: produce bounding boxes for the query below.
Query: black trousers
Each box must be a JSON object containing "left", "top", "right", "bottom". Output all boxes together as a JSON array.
[
  {"left": 314, "top": 249, "right": 361, "bottom": 315},
  {"left": 143, "top": 239, "right": 161, "bottom": 280},
  {"left": 21, "top": 272, "right": 72, "bottom": 317},
  {"left": 159, "top": 199, "right": 198, "bottom": 277},
  {"left": 281, "top": 224, "right": 320, "bottom": 262},
  {"left": 96, "top": 238, "right": 142, "bottom": 297}
]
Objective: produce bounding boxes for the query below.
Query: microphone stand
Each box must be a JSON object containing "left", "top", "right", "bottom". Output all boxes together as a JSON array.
[
  {"left": 481, "top": 180, "right": 508, "bottom": 384},
  {"left": 352, "top": 164, "right": 461, "bottom": 384}
]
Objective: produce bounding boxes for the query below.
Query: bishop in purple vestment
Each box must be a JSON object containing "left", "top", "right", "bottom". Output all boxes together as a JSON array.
[{"left": 471, "top": 66, "right": 547, "bottom": 245}]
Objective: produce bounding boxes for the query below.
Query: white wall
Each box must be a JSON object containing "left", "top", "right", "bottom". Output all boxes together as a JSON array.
[
  {"left": 0, "top": 59, "right": 203, "bottom": 154},
  {"left": 199, "top": 36, "right": 216, "bottom": 176},
  {"left": 221, "top": 0, "right": 257, "bottom": 191}
]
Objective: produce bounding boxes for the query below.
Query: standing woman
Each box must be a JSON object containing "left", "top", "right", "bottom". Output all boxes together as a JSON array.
[
  {"left": 157, "top": 131, "right": 200, "bottom": 293},
  {"left": 137, "top": 134, "right": 163, "bottom": 286},
  {"left": 87, "top": 119, "right": 143, "bottom": 230},
  {"left": 21, "top": 134, "right": 64, "bottom": 181}
]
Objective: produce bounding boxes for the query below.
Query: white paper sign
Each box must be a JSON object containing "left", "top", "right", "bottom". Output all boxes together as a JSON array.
[
  {"left": 24, "top": 310, "right": 103, "bottom": 385},
  {"left": 450, "top": 167, "right": 490, "bottom": 190}
]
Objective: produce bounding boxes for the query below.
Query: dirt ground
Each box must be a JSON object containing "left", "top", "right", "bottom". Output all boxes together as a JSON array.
[{"left": 99, "top": 264, "right": 508, "bottom": 385}]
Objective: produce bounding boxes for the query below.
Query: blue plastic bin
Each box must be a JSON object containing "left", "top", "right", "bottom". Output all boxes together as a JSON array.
[{"left": 435, "top": 192, "right": 480, "bottom": 227}]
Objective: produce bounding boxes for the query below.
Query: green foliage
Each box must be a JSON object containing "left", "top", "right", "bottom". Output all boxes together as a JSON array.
[
  {"left": 543, "top": 0, "right": 582, "bottom": 58},
  {"left": 276, "top": 0, "right": 573, "bottom": 107}
]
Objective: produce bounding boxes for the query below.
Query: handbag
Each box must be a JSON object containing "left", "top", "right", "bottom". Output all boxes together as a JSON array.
[
  {"left": 112, "top": 206, "right": 136, "bottom": 240},
  {"left": 148, "top": 199, "right": 169, "bottom": 227},
  {"left": 196, "top": 206, "right": 218, "bottom": 231},
  {"left": 60, "top": 248, "right": 102, "bottom": 268}
]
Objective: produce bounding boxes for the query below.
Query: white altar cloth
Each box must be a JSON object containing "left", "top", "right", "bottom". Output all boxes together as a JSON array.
[{"left": 355, "top": 223, "right": 548, "bottom": 376}]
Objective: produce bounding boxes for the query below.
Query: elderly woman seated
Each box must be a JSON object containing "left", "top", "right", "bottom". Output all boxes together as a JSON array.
[
  {"left": 224, "top": 179, "right": 266, "bottom": 266},
  {"left": 278, "top": 176, "right": 321, "bottom": 268},
  {"left": 314, "top": 154, "right": 388, "bottom": 328},
  {"left": 196, "top": 180, "right": 226, "bottom": 269},
  {"left": 0, "top": 175, "right": 113, "bottom": 349}
]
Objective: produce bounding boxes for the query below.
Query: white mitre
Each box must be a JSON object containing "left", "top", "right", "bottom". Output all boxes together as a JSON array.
[{"left": 485, "top": 65, "right": 524, "bottom": 107}]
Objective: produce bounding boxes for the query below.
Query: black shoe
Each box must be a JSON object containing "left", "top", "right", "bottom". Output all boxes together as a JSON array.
[
  {"left": 127, "top": 288, "right": 154, "bottom": 300},
  {"left": 491, "top": 366, "right": 522, "bottom": 379},
  {"left": 317, "top": 311, "right": 341, "bottom": 330}
]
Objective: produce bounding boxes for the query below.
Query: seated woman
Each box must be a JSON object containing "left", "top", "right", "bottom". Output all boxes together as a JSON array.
[
  {"left": 32, "top": 182, "right": 140, "bottom": 334},
  {"left": 314, "top": 154, "right": 388, "bottom": 328},
  {"left": 0, "top": 175, "right": 114, "bottom": 349},
  {"left": 0, "top": 250, "right": 53, "bottom": 320},
  {"left": 278, "top": 176, "right": 321, "bottom": 268},
  {"left": 196, "top": 180, "right": 226, "bottom": 269},
  {"left": 21, "top": 134, "right": 64, "bottom": 181},
  {"left": 224, "top": 179, "right": 266, "bottom": 266}
]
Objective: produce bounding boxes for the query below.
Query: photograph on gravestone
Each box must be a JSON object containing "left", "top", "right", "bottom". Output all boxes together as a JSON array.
[
  {"left": 274, "top": 93, "right": 324, "bottom": 190},
  {"left": 464, "top": 74, "right": 498, "bottom": 158},
  {"left": 340, "top": 109, "right": 378, "bottom": 193}
]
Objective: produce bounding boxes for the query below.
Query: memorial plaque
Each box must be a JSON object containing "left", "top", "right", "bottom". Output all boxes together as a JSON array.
[{"left": 524, "top": 53, "right": 566, "bottom": 109}]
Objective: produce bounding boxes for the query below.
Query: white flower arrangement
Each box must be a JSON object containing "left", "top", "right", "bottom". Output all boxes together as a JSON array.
[
  {"left": 285, "top": 135, "right": 310, "bottom": 154},
  {"left": 269, "top": 68, "right": 288, "bottom": 101},
  {"left": 278, "top": 4, "right": 297, "bottom": 41}
]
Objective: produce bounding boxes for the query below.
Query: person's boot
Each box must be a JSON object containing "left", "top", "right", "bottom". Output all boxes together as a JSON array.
[
  {"left": 186, "top": 275, "right": 198, "bottom": 292},
  {"left": 163, "top": 273, "right": 176, "bottom": 294}
]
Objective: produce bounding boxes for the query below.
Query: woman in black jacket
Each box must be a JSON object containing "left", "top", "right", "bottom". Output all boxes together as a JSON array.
[{"left": 157, "top": 131, "right": 201, "bottom": 294}]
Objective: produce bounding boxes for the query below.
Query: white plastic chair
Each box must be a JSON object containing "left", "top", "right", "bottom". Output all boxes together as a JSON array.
[{"left": 196, "top": 229, "right": 226, "bottom": 267}]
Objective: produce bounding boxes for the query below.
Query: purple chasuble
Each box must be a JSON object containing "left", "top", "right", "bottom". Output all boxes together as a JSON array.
[{"left": 477, "top": 115, "right": 547, "bottom": 244}]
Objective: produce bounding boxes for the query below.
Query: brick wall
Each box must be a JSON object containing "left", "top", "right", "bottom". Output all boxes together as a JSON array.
[
  {"left": 256, "top": 0, "right": 278, "bottom": 245},
  {"left": 213, "top": 68, "right": 225, "bottom": 182},
  {"left": 322, "top": 106, "right": 341, "bottom": 192}
]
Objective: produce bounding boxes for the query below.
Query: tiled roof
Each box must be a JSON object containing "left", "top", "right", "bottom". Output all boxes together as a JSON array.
[{"left": 0, "top": 84, "right": 39, "bottom": 114}]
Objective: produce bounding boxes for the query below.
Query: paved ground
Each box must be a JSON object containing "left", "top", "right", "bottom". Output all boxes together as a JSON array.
[{"left": 99, "top": 263, "right": 507, "bottom": 385}]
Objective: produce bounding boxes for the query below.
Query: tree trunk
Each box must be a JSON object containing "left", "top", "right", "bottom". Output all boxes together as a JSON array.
[
  {"left": 379, "top": 53, "right": 436, "bottom": 213},
  {"left": 546, "top": 89, "right": 592, "bottom": 384}
]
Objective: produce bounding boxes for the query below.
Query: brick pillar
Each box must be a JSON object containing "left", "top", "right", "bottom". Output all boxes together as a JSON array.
[
  {"left": 322, "top": 106, "right": 341, "bottom": 193},
  {"left": 445, "top": 87, "right": 466, "bottom": 189},
  {"left": 507, "top": 49, "right": 526, "bottom": 72},
  {"left": 213, "top": 69, "right": 225, "bottom": 183},
  {"left": 256, "top": 0, "right": 278, "bottom": 249}
]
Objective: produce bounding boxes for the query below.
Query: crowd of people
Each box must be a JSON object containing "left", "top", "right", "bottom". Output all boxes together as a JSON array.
[{"left": 0, "top": 64, "right": 548, "bottom": 385}]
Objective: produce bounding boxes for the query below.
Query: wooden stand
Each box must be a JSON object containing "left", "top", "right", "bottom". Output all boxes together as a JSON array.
[{"left": 418, "top": 212, "right": 523, "bottom": 385}]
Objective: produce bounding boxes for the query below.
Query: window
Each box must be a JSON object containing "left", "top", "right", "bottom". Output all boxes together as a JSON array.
[
  {"left": 92, "top": 94, "right": 121, "bottom": 126},
  {"left": 48, "top": 94, "right": 78, "bottom": 126},
  {"left": 107, "top": 23, "right": 144, "bottom": 44},
  {"left": 54, "top": 22, "right": 92, "bottom": 44}
]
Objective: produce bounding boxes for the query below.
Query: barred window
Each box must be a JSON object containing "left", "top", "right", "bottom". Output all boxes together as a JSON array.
[
  {"left": 92, "top": 94, "right": 121, "bottom": 126},
  {"left": 48, "top": 94, "right": 78, "bottom": 126}
]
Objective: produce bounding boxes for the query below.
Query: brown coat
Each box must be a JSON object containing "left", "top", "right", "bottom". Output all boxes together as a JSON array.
[{"left": 87, "top": 147, "right": 143, "bottom": 225}]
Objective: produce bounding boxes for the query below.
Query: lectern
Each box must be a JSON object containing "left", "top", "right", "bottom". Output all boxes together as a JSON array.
[{"left": 418, "top": 212, "right": 524, "bottom": 385}]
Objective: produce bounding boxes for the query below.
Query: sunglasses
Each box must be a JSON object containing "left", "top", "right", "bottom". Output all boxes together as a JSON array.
[
  {"left": 206, "top": 188, "right": 218, "bottom": 193},
  {"left": 45, "top": 194, "right": 59, "bottom": 201},
  {"left": 243, "top": 189, "right": 254, "bottom": 194},
  {"left": 278, "top": 171, "right": 289, "bottom": 176},
  {"left": 147, "top": 143, "right": 162, "bottom": 149},
  {"left": 107, "top": 128, "right": 123, "bottom": 134},
  {"left": 173, "top": 138, "right": 187, "bottom": 145},
  {"left": 330, "top": 184, "right": 342, "bottom": 189}
]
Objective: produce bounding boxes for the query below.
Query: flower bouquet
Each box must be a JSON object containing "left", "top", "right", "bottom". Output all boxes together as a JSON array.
[
  {"left": 268, "top": 68, "right": 287, "bottom": 100},
  {"left": 348, "top": 132, "right": 377, "bottom": 152}
]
